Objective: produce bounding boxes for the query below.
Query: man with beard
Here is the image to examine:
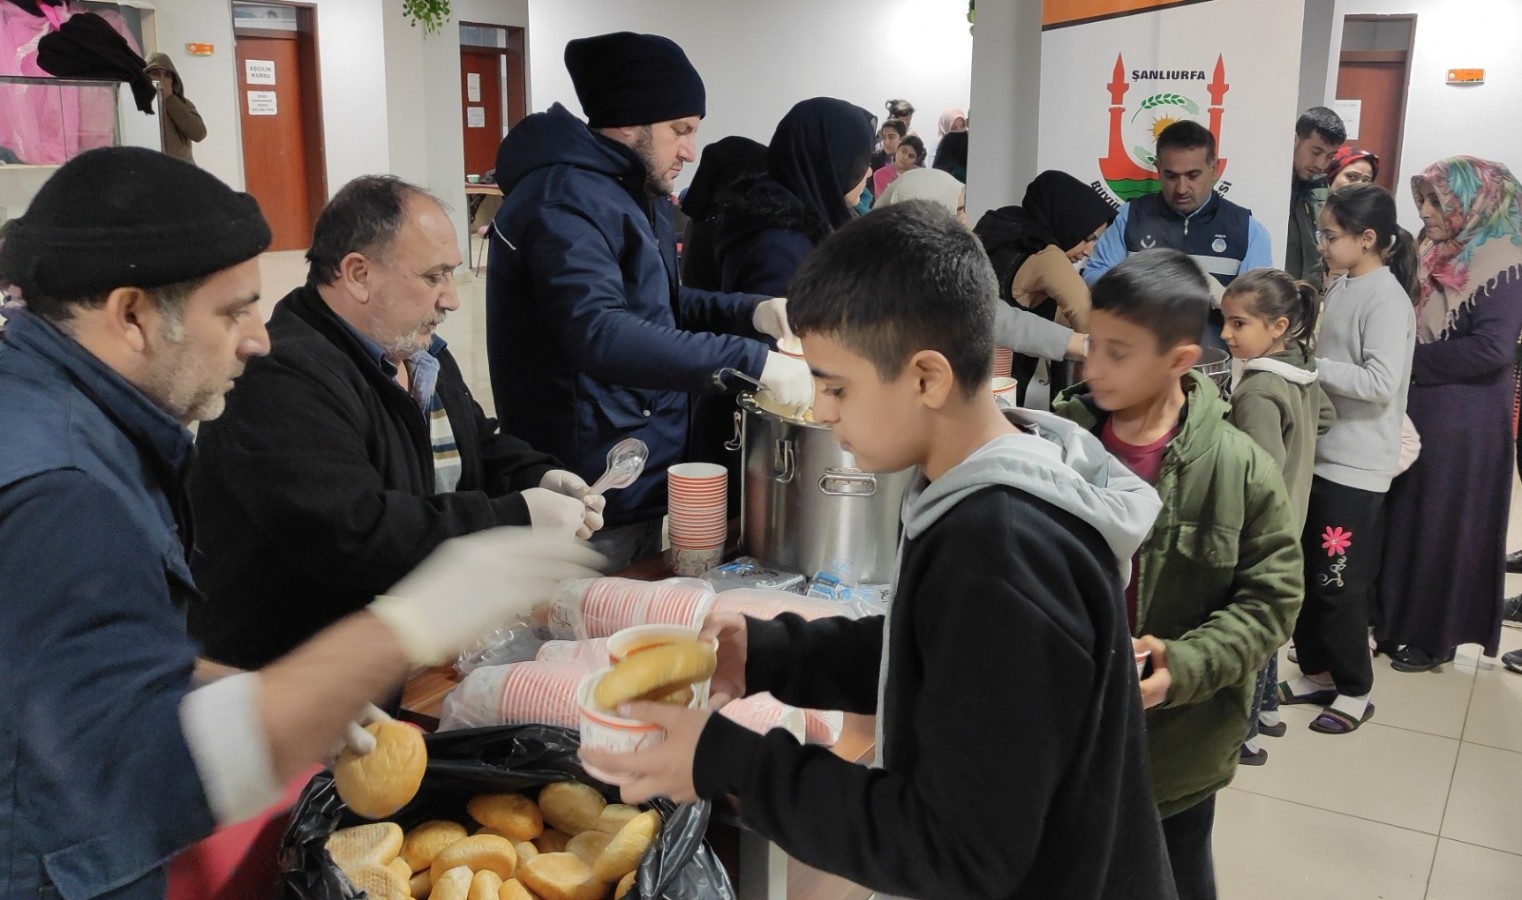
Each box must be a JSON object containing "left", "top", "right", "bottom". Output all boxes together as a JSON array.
[
  {"left": 188, "top": 176, "right": 603, "bottom": 669},
  {"left": 0, "top": 150, "right": 600, "bottom": 897},
  {"left": 487, "top": 32, "right": 811, "bottom": 568}
]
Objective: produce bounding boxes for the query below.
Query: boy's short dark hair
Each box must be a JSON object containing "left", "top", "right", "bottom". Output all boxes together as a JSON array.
[
  {"left": 880, "top": 118, "right": 907, "bottom": 139},
  {"left": 787, "top": 199, "right": 995, "bottom": 397},
  {"left": 1155, "top": 120, "right": 1216, "bottom": 164},
  {"left": 1295, "top": 106, "right": 1347, "bottom": 145},
  {"left": 1090, "top": 249, "right": 1211, "bottom": 351}
]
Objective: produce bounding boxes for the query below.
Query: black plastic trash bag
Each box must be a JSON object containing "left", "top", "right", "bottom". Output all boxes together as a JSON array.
[{"left": 279, "top": 724, "right": 735, "bottom": 900}]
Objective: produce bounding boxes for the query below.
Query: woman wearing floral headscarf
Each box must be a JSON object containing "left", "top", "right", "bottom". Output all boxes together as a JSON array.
[{"left": 1377, "top": 156, "right": 1522, "bottom": 672}]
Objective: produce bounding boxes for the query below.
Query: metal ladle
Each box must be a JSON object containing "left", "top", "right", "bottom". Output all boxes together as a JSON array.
[{"left": 585, "top": 437, "right": 649, "bottom": 496}]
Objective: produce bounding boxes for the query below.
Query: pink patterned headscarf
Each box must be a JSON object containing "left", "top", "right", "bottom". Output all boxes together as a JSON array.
[{"left": 1412, "top": 156, "right": 1522, "bottom": 342}]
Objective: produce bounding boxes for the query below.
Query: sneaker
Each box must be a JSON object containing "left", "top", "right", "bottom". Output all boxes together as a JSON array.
[
  {"left": 1504, "top": 649, "right": 1522, "bottom": 674},
  {"left": 1504, "top": 595, "right": 1522, "bottom": 629},
  {"left": 1507, "top": 550, "right": 1522, "bottom": 574},
  {"left": 1239, "top": 745, "right": 1269, "bottom": 766}
]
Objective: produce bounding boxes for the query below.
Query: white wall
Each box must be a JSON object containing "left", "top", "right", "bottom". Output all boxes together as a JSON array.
[
  {"left": 143, "top": 1, "right": 243, "bottom": 190},
  {"left": 965, "top": 0, "right": 1042, "bottom": 224},
  {"left": 523, "top": 0, "right": 975, "bottom": 187},
  {"left": 1341, "top": 0, "right": 1522, "bottom": 233}
]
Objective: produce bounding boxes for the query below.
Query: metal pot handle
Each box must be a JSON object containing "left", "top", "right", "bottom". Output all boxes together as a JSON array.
[
  {"left": 819, "top": 468, "right": 878, "bottom": 497},
  {"left": 724, "top": 410, "right": 743, "bottom": 452},
  {"left": 773, "top": 438, "right": 796, "bottom": 483}
]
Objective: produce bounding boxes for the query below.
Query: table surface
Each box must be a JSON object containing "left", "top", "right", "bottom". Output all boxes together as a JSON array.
[
  {"left": 463, "top": 182, "right": 503, "bottom": 195},
  {"left": 399, "top": 551, "right": 875, "bottom": 900}
]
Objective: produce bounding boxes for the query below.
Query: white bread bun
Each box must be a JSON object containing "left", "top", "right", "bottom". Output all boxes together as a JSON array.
[
  {"left": 518, "top": 853, "right": 607, "bottom": 900},
  {"left": 431, "top": 865, "right": 474, "bottom": 900},
  {"left": 403, "top": 820, "right": 470, "bottom": 873},
  {"left": 614, "top": 870, "right": 636, "bottom": 899},
  {"left": 326, "top": 822, "right": 404, "bottom": 874},
  {"left": 410, "top": 869, "right": 433, "bottom": 899},
  {"left": 348, "top": 863, "right": 410, "bottom": 900},
  {"left": 468, "top": 793, "right": 544, "bottom": 842},
  {"left": 533, "top": 828, "right": 570, "bottom": 853},
  {"left": 499, "top": 878, "right": 540, "bottom": 900},
  {"left": 594, "top": 805, "right": 640, "bottom": 835},
  {"left": 565, "top": 830, "right": 612, "bottom": 865},
  {"left": 537, "top": 782, "right": 606, "bottom": 836},
  {"left": 592, "top": 641, "right": 716, "bottom": 710},
  {"left": 333, "top": 720, "right": 428, "bottom": 819},
  {"left": 430, "top": 833, "right": 517, "bottom": 885},
  {"left": 469, "top": 869, "right": 505, "bottom": 900},
  {"left": 591, "top": 810, "right": 659, "bottom": 883}
]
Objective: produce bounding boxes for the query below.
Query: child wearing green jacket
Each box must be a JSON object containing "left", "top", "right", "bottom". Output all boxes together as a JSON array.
[
  {"left": 1053, "top": 249, "right": 1304, "bottom": 900},
  {"left": 1220, "top": 269, "right": 1336, "bottom": 764}
]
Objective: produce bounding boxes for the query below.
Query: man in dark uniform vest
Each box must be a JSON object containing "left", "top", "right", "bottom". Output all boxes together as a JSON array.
[{"left": 1084, "top": 120, "right": 1272, "bottom": 347}]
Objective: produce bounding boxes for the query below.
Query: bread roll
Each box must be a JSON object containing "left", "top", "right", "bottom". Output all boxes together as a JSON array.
[
  {"left": 652, "top": 685, "right": 693, "bottom": 706},
  {"left": 431, "top": 865, "right": 474, "bottom": 900},
  {"left": 538, "top": 782, "right": 606, "bottom": 835},
  {"left": 515, "top": 841, "right": 539, "bottom": 870},
  {"left": 499, "top": 879, "right": 539, "bottom": 900},
  {"left": 348, "top": 863, "right": 410, "bottom": 900},
  {"left": 614, "top": 870, "right": 636, "bottom": 899},
  {"left": 430, "top": 834, "right": 518, "bottom": 885},
  {"left": 566, "top": 830, "right": 612, "bottom": 865},
  {"left": 593, "top": 805, "right": 640, "bottom": 834},
  {"left": 387, "top": 857, "right": 413, "bottom": 881},
  {"left": 326, "top": 822, "right": 405, "bottom": 873},
  {"left": 469, "top": 869, "right": 505, "bottom": 900},
  {"left": 592, "top": 810, "right": 659, "bottom": 883},
  {"left": 468, "top": 793, "right": 544, "bottom": 842},
  {"left": 411, "top": 869, "right": 433, "bottom": 899},
  {"left": 518, "top": 853, "right": 607, "bottom": 900},
  {"left": 593, "top": 640, "right": 716, "bottom": 709},
  {"left": 333, "top": 720, "right": 428, "bottom": 819},
  {"left": 404, "top": 820, "right": 470, "bottom": 873},
  {"left": 533, "top": 829, "right": 570, "bottom": 854}
]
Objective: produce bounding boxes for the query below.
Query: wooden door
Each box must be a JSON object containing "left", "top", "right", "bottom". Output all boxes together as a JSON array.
[
  {"left": 1336, "top": 60, "right": 1408, "bottom": 192},
  {"left": 236, "top": 33, "right": 312, "bottom": 250},
  {"left": 460, "top": 48, "right": 503, "bottom": 178}
]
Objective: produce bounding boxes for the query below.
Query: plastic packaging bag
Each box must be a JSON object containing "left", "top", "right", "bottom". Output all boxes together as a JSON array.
[
  {"left": 700, "top": 557, "right": 806, "bottom": 594},
  {"left": 439, "top": 660, "right": 589, "bottom": 732},
  {"left": 279, "top": 724, "right": 734, "bottom": 900},
  {"left": 453, "top": 615, "right": 554, "bottom": 677},
  {"left": 712, "top": 587, "right": 861, "bottom": 622}
]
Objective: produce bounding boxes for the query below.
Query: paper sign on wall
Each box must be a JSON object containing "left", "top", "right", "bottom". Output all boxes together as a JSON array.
[
  {"left": 245, "top": 59, "right": 276, "bottom": 85},
  {"left": 467, "top": 73, "right": 481, "bottom": 102},
  {"left": 1332, "top": 99, "right": 1361, "bottom": 141},
  {"left": 467, "top": 106, "right": 486, "bottom": 128},
  {"left": 247, "top": 90, "right": 278, "bottom": 116}
]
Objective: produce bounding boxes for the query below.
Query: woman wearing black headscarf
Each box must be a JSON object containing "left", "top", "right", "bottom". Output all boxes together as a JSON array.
[
  {"left": 680, "top": 136, "right": 767, "bottom": 291},
  {"left": 715, "top": 97, "right": 875, "bottom": 296},
  {"left": 974, "top": 170, "right": 1118, "bottom": 402}
]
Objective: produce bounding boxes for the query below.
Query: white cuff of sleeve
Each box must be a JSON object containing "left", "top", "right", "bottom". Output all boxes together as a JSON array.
[{"left": 179, "top": 672, "right": 284, "bottom": 826}]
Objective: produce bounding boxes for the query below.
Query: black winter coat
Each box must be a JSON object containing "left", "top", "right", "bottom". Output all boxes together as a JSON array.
[{"left": 187, "top": 285, "right": 560, "bottom": 668}]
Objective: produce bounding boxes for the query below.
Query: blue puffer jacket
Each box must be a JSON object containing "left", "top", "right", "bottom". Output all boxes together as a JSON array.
[{"left": 487, "top": 104, "right": 771, "bottom": 526}]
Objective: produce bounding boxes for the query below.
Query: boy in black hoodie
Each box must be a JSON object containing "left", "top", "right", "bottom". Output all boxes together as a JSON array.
[{"left": 581, "top": 200, "right": 1177, "bottom": 900}]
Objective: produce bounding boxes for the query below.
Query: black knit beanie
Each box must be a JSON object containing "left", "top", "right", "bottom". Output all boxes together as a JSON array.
[
  {"left": 0, "top": 146, "right": 271, "bottom": 300},
  {"left": 564, "top": 32, "right": 705, "bottom": 128}
]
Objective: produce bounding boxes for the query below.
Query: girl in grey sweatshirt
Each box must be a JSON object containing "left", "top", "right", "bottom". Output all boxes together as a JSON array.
[{"left": 1280, "top": 184, "right": 1416, "bottom": 735}]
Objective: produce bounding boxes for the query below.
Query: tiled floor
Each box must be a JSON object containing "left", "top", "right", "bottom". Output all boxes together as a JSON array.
[{"left": 256, "top": 245, "right": 1522, "bottom": 899}]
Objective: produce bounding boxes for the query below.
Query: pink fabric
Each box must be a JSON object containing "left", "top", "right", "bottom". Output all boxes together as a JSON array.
[{"left": 0, "top": 3, "right": 141, "bottom": 164}]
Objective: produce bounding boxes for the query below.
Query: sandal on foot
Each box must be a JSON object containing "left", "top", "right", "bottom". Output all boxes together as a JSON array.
[
  {"left": 1239, "top": 745, "right": 1269, "bottom": 766},
  {"left": 1257, "top": 720, "right": 1288, "bottom": 739},
  {"left": 1276, "top": 681, "right": 1338, "bottom": 706},
  {"left": 1309, "top": 703, "right": 1375, "bottom": 734}
]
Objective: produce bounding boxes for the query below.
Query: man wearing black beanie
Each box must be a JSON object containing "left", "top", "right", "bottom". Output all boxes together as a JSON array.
[
  {"left": 0, "top": 148, "right": 600, "bottom": 898},
  {"left": 486, "top": 31, "right": 814, "bottom": 567}
]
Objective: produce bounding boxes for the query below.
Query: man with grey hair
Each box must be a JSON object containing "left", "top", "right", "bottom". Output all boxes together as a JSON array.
[{"left": 189, "top": 175, "right": 602, "bottom": 670}]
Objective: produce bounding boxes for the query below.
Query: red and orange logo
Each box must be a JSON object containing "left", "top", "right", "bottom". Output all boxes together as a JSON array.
[{"left": 1098, "top": 52, "right": 1231, "bottom": 202}]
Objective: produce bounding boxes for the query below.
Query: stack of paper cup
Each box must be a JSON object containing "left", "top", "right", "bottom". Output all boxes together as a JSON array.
[
  {"left": 574, "top": 577, "right": 715, "bottom": 636},
  {"left": 993, "top": 347, "right": 1014, "bottom": 378},
  {"left": 667, "top": 463, "right": 728, "bottom": 575},
  {"left": 493, "top": 660, "right": 587, "bottom": 729}
]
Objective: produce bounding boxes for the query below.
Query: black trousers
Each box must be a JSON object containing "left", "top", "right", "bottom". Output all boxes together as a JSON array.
[
  {"left": 1161, "top": 794, "right": 1217, "bottom": 900},
  {"left": 1295, "top": 476, "right": 1386, "bottom": 697}
]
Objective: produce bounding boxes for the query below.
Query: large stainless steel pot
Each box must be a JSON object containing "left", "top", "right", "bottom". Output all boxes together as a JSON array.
[{"left": 732, "top": 394, "right": 914, "bottom": 585}]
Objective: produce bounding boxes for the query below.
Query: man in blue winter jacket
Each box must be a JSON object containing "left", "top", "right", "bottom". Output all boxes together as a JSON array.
[{"left": 487, "top": 32, "right": 813, "bottom": 567}]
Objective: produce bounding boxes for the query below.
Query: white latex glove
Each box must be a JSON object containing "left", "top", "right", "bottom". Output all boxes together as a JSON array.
[
  {"left": 752, "top": 297, "right": 795, "bottom": 343},
  {"left": 342, "top": 704, "right": 390, "bottom": 755},
  {"left": 368, "top": 528, "right": 604, "bottom": 665},
  {"left": 759, "top": 352, "right": 814, "bottom": 410},
  {"left": 539, "top": 469, "right": 608, "bottom": 532},
  {"left": 521, "top": 487, "right": 597, "bottom": 540}
]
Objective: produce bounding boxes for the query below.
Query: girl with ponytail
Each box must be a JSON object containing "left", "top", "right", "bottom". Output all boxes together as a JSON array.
[
  {"left": 1221, "top": 269, "right": 1336, "bottom": 759},
  {"left": 1379, "top": 156, "right": 1522, "bottom": 673},
  {"left": 1277, "top": 183, "right": 1416, "bottom": 734}
]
